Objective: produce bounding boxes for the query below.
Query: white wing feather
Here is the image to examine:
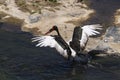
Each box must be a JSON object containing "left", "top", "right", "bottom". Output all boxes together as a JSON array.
[
  {"left": 32, "top": 36, "right": 69, "bottom": 57},
  {"left": 80, "top": 24, "right": 102, "bottom": 47},
  {"left": 32, "top": 36, "right": 57, "bottom": 48}
]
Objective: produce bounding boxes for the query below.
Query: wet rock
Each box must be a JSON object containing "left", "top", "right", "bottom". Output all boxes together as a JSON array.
[
  {"left": 96, "top": 26, "right": 120, "bottom": 54},
  {"left": 104, "top": 26, "right": 120, "bottom": 43}
]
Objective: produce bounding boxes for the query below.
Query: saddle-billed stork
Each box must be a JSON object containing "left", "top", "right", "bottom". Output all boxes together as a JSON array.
[{"left": 32, "top": 24, "right": 102, "bottom": 65}]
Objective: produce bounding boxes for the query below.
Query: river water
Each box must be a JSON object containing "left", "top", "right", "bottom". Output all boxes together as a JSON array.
[
  {"left": 83, "top": 0, "right": 120, "bottom": 28},
  {"left": 0, "top": 0, "right": 120, "bottom": 80}
]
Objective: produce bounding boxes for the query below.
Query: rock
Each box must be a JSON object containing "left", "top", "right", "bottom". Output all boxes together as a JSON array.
[
  {"left": 95, "top": 26, "right": 120, "bottom": 54},
  {"left": 29, "top": 13, "right": 41, "bottom": 23},
  {"left": 1, "top": 15, "right": 10, "bottom": 20},
  {"left": 105, "top": 26, "right": 120, "bottom": 43},
  {"left": 41, "top": 9, "right": 55, "bottom": 17},
  {"left": 114, "top": 9, "right": 120, "bottom": 26}
]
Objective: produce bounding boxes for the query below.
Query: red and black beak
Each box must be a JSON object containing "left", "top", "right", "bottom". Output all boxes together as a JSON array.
[{"left": 44, "top": 28, "right": 54, "bottom": 35}]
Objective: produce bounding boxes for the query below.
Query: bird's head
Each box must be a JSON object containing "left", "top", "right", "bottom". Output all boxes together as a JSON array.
[{"left": 45, "top": 25, "right": 58, "bottom": 35}]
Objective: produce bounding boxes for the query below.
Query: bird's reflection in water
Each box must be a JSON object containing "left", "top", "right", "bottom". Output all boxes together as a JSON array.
[
  {"left": 67, "top": 60, "right": 103, "bottom": 76},
  {"left": 70, "top": 65, "right": 86, "bottom": 75},
  {"left": 59, "top": 63, "right": 89, "bottom": 80}
]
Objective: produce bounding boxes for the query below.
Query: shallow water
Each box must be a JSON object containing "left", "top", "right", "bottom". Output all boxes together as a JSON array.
[
  {"left": 0, "top": 24, "right": 120, "bottom": 80},
  {"left": 1, "top": 0, "right": 120, "bottom": 80}
]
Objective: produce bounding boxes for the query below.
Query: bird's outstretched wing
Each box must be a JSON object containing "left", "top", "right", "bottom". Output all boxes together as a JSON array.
[
  {"left": 80, "top": 24, "right": 102, "bottom": 49},
  {"left": 32, "top": 36, "right": 57, "bottom": 48},
  {"left": 69, "top": 27, "right": 82, "bottom": 52},
  {"left": 32, "top": 36, "right": 69, "bottom": 57},
  {"left": 69, "top": 24, "right": 102, "bottom": 52}
]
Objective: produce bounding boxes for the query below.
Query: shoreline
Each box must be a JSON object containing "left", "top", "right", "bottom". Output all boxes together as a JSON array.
[
  {"left": 0, "top": 0, "right": 120, "bottom": 54},
  {"left": 0, "top": 0, "right": 94, "bottom": 40}
]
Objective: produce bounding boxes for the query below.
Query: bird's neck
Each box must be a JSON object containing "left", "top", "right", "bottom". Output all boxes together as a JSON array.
[{"left": 56, "top": 29, "right": 61, "bottom": 37}]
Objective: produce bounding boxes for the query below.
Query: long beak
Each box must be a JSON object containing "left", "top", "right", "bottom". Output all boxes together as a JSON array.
[
  {"left": 44, "top": 31, "right": 51, "bottom": 35},
  {"left": 44, "top": 29, "right": 54, "bottom": 35}
]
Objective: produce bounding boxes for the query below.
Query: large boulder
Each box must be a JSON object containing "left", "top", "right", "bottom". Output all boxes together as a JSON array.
[{"left": 95, "top": 26, "right": 120, "bottom": 55}]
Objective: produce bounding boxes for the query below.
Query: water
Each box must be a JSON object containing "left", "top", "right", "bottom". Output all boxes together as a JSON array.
[
  {"left": 0, "top": 23, "right": 120, "bottom": 80},
  {"left": 1, "top": 0, "right": 120, "bottom": 80},
  {"left": 83, "top": 0, "right": 120, "bottom": 29}
]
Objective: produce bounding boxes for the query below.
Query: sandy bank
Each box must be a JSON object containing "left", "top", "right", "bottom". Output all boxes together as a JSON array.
[
  {"left": 0, "top": 0, "right": 94, "bottom": 41},
  {"left": 22, "top": 1, "right": 94, "bottom": 41},
  {"left": 114, "top": 9, "right": 120, "bottom": 26}
]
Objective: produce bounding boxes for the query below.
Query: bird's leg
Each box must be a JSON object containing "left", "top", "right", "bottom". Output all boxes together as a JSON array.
[
  {"left": 69, "top": 57, "right": 77, "bottom": 67},
  {"left": 67, "top": 55, "right": 77, "bottom": 66},
  {"left": 66, "top": 47, "right": 73, "bottom": 61}
]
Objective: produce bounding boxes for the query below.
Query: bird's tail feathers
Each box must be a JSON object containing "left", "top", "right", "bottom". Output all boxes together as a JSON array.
[{"left": 88, "top": 50, "right": 105, "bottom": 59}]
